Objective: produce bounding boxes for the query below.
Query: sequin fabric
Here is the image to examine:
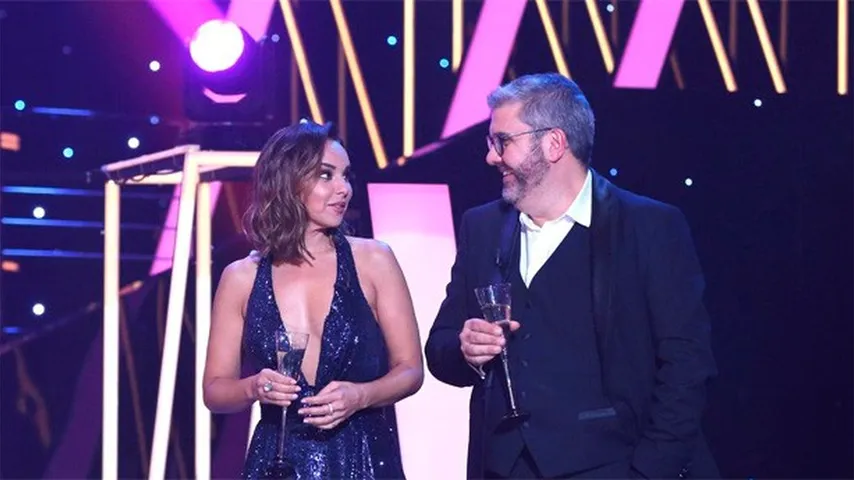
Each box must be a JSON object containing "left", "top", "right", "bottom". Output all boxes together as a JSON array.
[{"left": 241, "top": 231, "right": 405, "bottom": 479}]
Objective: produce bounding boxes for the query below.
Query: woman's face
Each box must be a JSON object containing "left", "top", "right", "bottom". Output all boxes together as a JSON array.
[{"left": 302, "top": 140, "right": 353, "bottom": 231}]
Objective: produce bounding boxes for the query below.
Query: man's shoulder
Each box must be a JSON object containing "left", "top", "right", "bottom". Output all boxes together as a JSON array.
[
  {"left": 609, "top": 181, "right": 682, "bottom": 220},
  {"left": 604, "top": 180, "right": 689, "bottom": 239},
  {"left": 460, "top": 198, "right": 513, "bottom": 225}
]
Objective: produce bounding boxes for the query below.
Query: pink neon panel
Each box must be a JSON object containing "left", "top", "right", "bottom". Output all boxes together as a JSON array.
[
  {"left": 613, "top": 0, "right": 685, "bottom": 89},
  {"left": 149, "top": 183, "right": 222, "bottom": 277},
  {"left": 226, "top": 0, "right": 277, "bottom": 41},
  {"left": 146, "top": 0, "right": 224, "bottom": 44},
  {"left": 441, "top": 0, "right": 528, "bottom": 139},
  {"left": 366, "top": 183, "right": 470, "bottom": 478}
]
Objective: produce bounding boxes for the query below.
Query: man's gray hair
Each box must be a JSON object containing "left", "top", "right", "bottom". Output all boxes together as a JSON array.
[{"left": 487, "top": 73, "right": 595, "bottom": 165}]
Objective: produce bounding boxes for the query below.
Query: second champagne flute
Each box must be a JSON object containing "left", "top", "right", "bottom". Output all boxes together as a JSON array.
[
  {"left": 265, "top": 329, "right": 309, "bottom": 479},
  {"left": 474, "top": 282, "right": 529, "bottom": 423}
]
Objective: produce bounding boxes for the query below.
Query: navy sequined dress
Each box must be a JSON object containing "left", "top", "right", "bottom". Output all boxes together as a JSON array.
[{"left": 241, "top": 232, "right": 405, "bottom": 479}]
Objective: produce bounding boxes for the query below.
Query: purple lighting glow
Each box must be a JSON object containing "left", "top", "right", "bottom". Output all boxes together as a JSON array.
[{"left": 189, "top": 20, "right": 245, "bottom": 73}]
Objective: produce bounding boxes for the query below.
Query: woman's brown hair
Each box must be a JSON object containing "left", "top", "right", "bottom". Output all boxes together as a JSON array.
[{"left": 243, "top": 121, "right": 340, "bottom": 265}]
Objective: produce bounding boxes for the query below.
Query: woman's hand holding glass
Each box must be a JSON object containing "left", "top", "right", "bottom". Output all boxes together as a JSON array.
[
  {"left": 299, "top": 380, "right": 367, "bottom": 430},
  {"left": 253, "top": 368, "right": 301, "bottom": 407}
]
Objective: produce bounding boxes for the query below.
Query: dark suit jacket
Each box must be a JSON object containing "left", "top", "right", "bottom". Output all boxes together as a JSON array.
[{"left": 425, "top": 171, "right": 719, "bottom": 478}]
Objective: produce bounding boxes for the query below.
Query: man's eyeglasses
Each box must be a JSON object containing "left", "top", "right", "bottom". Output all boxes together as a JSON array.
[{"left": 486, "top": 128, "right": 553, "bottom": 157}]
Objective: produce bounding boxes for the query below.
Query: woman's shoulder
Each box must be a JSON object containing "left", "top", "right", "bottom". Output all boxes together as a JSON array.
[
  {"left": 344, "top": 235, "right": 394, "bottom": 261},
  {"left": 219, "top": 251, "right": 263, "bottom": 289},
  {"left": 344, "top": 235, "right": 403, "bottom": 282}
]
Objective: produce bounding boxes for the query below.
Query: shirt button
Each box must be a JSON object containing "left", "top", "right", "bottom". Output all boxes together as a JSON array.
[{"left": 521, "top": 360, "right": 529, "bottom": 367}]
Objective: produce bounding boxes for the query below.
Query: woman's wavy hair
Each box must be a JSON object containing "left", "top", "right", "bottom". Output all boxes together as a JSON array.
[{"left": 243, "top": 120, "right": 341, "bottom": 265}]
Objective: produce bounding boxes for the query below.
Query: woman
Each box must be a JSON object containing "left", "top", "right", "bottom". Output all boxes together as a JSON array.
[{"left": 203, "top": 121, "right": 423, "bottom": 479}]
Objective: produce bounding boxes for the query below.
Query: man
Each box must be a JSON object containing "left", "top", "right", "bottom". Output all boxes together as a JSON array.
[{"left": 425, "top": 73, "right": 718, "bottom": 479}]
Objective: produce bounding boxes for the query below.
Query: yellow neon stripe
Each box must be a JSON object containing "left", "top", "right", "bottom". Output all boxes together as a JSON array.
[
  {"left": 278, "top": 0, "right": 324, "bottom": 122},
  {"left": 584, "top": 0, "right": 615, "bottom": 73},
  {"left": 452, "top": 0, "right": 463, "bottom": 72},
  {"left": 338, "top": 43, "right": 347, "bottom": 143},
  {"left": 330, "top": 0, "right": 389, "bottom": 168},
  {"left": 698, "top": 0, "right": 737, "bottom": 92},
  {"left": 669, "top": 51, "right": 685, "bottom": 90},
  {"left": 839, "top": 0, "right": 849, "bottom": 95},
  {"left": 403, "top": 0, "right": 415, "bottom": 157},
  {"left": 534, "top": 0, "right": 571, "bottom": 78},
  {"left": 746, "top": 0, "right": 787, "bottom": 93}
]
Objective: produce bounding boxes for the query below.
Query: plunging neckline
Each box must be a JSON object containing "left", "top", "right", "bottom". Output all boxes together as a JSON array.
[{"left": 267, "top": 242, "right": 341, "bottom": 388}]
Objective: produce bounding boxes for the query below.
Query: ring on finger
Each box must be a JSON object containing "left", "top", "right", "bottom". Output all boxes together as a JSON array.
[
  {"left": 262, "top": 381, "right": 273, "bottom": 393},
  {"left": 327, "top": 403, "right": 335, "bottom": 415}
]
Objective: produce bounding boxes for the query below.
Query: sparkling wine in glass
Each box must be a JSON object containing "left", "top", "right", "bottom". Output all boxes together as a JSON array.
[
  {"left": 474, "top": 282, "right": 529, "bottom": 423},
  {"left": 265, "top": 329, "right": 309, "bottom": 479}
]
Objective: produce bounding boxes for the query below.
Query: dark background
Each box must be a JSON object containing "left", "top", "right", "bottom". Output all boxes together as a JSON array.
[{"left": 1, "top": 1, "right": 851, "bottom": 478}]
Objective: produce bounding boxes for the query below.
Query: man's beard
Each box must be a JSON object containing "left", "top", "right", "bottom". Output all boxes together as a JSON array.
[{"left": 501, "top": 146, "right": 549, "bottom": 205}]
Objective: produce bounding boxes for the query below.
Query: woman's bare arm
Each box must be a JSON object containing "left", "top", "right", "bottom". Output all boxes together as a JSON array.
[
  {"left": 356, "top": 240, "right": 424, "bottom": 408},
  {"left": 203, "top": 257, "right": 299, "bottom": 413}
]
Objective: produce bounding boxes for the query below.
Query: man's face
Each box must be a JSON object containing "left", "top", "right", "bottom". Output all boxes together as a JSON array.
[{"left": 486, "top": 102, "right": 550, "bottom": 206}]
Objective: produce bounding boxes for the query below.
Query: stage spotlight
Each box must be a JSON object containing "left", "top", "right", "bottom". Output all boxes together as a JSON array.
[
  {"left": 190, "top": 20, "right": 245, "bottom": 73},
  {"left": 183, "top": 20, "right": 281, "bottom": 129}
]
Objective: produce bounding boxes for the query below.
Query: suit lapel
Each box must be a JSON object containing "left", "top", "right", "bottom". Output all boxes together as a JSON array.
[
  {"left": 494, "top": 200, "right": 521, "bottom": 285},
  {"left": 485, "top": 201, "right": 520, "bottom": 393},
  {"left": 590, "top": 170, "right": 619, "bottom": 372}
]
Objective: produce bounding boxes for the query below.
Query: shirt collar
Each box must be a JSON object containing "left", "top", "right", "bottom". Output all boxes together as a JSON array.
[{"left": 519, "top": 169, "right": 593, "bottom": 231}]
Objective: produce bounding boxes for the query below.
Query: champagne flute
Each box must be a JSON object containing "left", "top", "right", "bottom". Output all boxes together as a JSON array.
[
  {"left": 474, "top": 283, "right": 529, "bottom": 422},
  {"left": 265, "top": 329, "right": 309, "bottom": 479}
]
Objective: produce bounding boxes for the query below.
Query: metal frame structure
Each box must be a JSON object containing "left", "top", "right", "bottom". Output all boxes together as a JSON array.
[{"left": 101, "top": 146, "right": 259, "bottom": 480}]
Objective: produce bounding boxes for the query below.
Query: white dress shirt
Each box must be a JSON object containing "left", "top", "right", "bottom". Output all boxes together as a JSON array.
[
  {"left": 519, "top": 170, "right": 593, "bottom": 287},
  {"left": 468, "top": 170, "right": 593, "bottom": 380}
]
